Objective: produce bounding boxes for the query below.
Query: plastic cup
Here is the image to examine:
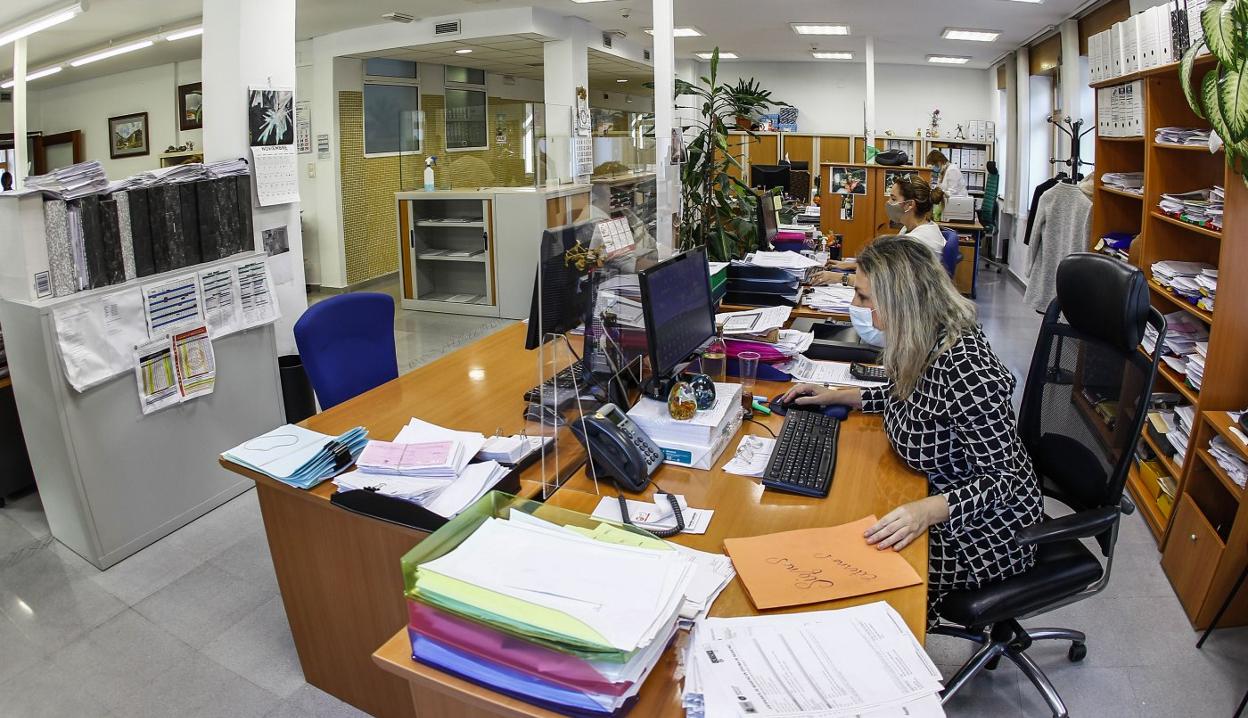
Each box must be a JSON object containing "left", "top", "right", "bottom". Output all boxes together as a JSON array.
[{"left": 738, "top": 351, "right": 760, "bottom": 394}]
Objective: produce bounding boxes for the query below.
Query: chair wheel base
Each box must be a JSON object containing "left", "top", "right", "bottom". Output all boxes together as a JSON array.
[
  {"left": 1068, "top": 642, "right": 1087, "bottom": 662},
  {"left": 985, "top": 655, "right": 1001, "bottom": 671}
]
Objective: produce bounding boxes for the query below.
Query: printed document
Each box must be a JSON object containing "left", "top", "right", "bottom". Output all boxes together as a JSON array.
[
  {"left": 171, "top": 325, "right": 216, "bottom": 400},
  {"left": 53, "top": 287, "right": 148, "bottom": 391},
  {"left": 591, "top": 494, "right": 715, "bottom": 535},
  {"left": 785, "top": 355, "right": 888, "bottom": 388},
  {"left": 142, "top": 274, "right": 204, "bottom": 338},
  {"left": 237, "top": 259, "right": 281, "bottom": 329},
  {"left": 199, "top": 265, "right": 242, "bottom": 337},
  {"left": 133, "top": 337, "right": 181, "bottom": 415}
]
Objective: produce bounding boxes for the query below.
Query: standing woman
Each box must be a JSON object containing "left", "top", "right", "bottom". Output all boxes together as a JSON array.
[
  {"left": 928, "top": 149, "right": 968, "bottom": 199},
  {"left": 783, "top": 236, "right": 1042, "bottom": 625}
]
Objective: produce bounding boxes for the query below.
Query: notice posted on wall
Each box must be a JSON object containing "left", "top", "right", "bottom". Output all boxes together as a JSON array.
[
  {"left": 53, "top": 287, "right": 149, "bottom": 392},
  {"left": 134, "top": 337, "right": 181, "bottom": 415},
  {"left": 251, "top": 145, "right": 300, "bottom": 206},
  {"left": 237, "top": 258, "right": 281, "bottom": 328},
  {"left": 199, "top": 265, "right": 242, "bottom": 338},
  {"left": 142, "top": 274, "right": 204, "bottom": 339},
  {"left": 172, "top": 325, "right": 217, "bottom": 401}
]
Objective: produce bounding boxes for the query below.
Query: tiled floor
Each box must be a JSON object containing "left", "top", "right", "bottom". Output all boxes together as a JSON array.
[{"left": 0, "top": 272, "right": 1244, "bottom": 717}]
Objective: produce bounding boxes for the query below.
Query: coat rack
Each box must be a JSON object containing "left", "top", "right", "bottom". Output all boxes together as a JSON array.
[{"left": 1048, "top": 116, "right": 1095, "bottom": 182}]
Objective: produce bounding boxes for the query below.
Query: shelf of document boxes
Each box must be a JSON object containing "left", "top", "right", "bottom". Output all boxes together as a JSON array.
[{"left": 1091, "top": 53, "right": 1217, "bottom": 89}]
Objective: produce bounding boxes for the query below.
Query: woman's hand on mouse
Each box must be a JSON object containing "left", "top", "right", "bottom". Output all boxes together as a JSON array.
[{"left": 780, "top": 385, "right": 863, "bottom": 407}]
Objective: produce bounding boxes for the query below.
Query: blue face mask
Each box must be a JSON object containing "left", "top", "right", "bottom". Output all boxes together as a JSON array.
[{"left": 849, "top": 304, "right": 886, "bottom": 347}]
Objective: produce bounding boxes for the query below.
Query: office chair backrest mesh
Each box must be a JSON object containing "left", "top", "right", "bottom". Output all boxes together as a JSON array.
[
  {"left": 1018, "top": 254, "right": 1164, "bottom": 555},
  {"left": 979, "top": 173, "right": 999, "bottom": 229}
]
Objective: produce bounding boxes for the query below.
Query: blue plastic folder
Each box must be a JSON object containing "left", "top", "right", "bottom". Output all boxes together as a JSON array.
[
  {"left": 409, "top": 632, "right": 640, "bottom": 717},
  {"left": 221, "top": 425, "right": 367, "bottom": 489}
]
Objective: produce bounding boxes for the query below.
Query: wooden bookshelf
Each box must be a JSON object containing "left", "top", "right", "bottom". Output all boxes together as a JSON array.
[
  {"left": 1098, "top": 185, "right": 1144, "bottom": 201},
  {"left": 1092, "top": 58, "right": 1248, "bottom": 629}
]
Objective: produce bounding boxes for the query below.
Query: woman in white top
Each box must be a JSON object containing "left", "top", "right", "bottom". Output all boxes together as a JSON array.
[
  {"left": 928, "top": 149, "right": 968, "bottom": 198},
  {"left": 810, "top": 175, "right": 945, "bottom": 287}
]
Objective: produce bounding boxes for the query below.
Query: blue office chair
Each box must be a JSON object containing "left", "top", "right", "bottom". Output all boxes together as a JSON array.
[
  {"left": 940, "top": 227, "right": 961, "bottom": 279},
  {"left": 293, "top": 292, "right": 398, "bottom": 410}
]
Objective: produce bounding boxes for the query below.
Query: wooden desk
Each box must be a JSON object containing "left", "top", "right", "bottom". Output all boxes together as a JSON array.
[
  {"left": 220, "top": 323, "right": 585, "bottom": 718},
  {"left": 373, "top": 378, "right": 930, "bottom": 718}
]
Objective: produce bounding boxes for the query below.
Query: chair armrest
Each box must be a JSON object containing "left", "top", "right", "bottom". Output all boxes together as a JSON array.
[{"left": 1016, "top": 507, "right": 1120, "bottom": 546}]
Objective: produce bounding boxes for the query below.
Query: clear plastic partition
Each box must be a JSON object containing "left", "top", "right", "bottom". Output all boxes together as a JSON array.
[
  {"left": 527, "top": 218, "right": 655, "bottom": 497},
  {"left": 399, "top": 103, "right": 553, "bottom": 191}
]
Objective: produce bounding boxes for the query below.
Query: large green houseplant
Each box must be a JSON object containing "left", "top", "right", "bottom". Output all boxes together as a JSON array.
[
  {"left": 676, "top": 50, "right": 789, "bottom": 261},
  {"left": 1180, "top": 0, "right": 1248, "bottom": 185}
]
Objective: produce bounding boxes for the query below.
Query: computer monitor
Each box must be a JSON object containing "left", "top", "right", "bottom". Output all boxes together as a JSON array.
[
  {"left": 524, "top": 221, "right": 598, "bottom": 350},
  {"left": 638, "top": 248, "right": 716, "bottom": 389},
  {"left": 751, "top": 164, "right": 790, "bottom": 194},
  {"left": 756, "top": 191, "right": 779, "bottom": 247}
]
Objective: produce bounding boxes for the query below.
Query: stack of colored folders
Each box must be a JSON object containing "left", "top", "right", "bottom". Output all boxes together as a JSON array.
[
  {"left": 401, "top": 493, "right": 703, "bottom": 716},
  {"left": 221, "top": 424, "right": 367, "bottom": 489}
]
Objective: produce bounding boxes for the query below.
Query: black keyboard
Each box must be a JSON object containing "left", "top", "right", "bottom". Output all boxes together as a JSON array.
[
  {"left": 523, "top": 361, "right": 587, "bottom": 405},
  {"left": 762, "top": 410, "right": 841, "bottom": 497}
]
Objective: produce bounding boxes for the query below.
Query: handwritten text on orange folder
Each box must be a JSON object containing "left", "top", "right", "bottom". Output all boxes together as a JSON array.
[{"left": 723, "top": 516, "right": 923, "bottom": 610}]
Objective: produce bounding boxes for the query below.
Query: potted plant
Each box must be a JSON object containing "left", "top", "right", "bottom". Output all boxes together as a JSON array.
[
  {"left": 673, "top": 50, "right": 790, "bottom": 261},
  {"left": 1180, "top": 0, "right": 1248, "bottom": 185},
  {"left": 727, "top": 77, "right": 790, "bottom": 131}
]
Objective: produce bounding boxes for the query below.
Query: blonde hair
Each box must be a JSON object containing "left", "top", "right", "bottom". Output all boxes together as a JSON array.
[{"left": 858, "top": 236, "right": 978, "bottom": 400}]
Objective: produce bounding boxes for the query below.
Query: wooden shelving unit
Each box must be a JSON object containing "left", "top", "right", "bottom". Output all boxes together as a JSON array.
[{"left": 1092, "top": 58, "right": 1248, "bottom": 629}]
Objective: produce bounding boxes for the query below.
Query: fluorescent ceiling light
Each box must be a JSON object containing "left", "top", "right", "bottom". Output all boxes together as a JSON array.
[
  {"left": 644, "top": 27, "right": 704, "bottom": 37},
  {"left": 696, "top": 51, "right": 737, "bottom": 60},
  {"left": 942, "top": 28, "right": 1000, "bottom": 42},
  {"left": 0, "top": 3, "right": 84, "bottom": 48},
  {"left": 928, "top": 55, "right": 972, "bottom": 64},
  {"left": 1, "top": 65, "right": 63, "bottom": 89},
  {"left": 455, "top": 48, "right": 473, "bottom": 54},
  {"left": 570, "top": 0, "right": 621, "bottom": 3},
  {"left": 616, "top": 78, "right": 629, "bottom": 83},
  {"left": 165, "top": 26, "right": 203, "bottom": 41},
  {"left": 70, "top": 39, "right": 156, "bottom": 67},
  {"left": 791, "top": 23, "right": 850, "bottom": 36},
  {"left": 812, "top": 51, "right": 853, "bottom": 60},
  {"left": 1004, "top": 0, "right": 1042, "bottom": 3}
]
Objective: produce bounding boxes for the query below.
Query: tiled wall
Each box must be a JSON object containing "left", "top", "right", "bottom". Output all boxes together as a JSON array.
[{"left": 338, "top": 91, "right": 535, "bottom": 286}]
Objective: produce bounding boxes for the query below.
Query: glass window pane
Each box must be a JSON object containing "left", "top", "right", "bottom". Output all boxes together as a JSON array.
[
  {"left": 445, "top": 89, "right": 487, "bottom": 149},
  {"left": 446, "top": 65, "right": 486, "bottom": 86},
  {"left": 364, "top": 83, "right": 421, "bottom": 154},
  {"left": 365, "top": 58, "right": 417, "bottom": 78}
]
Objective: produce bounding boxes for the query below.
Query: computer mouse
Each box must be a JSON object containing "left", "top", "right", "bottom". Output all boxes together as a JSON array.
[{"left": 768, "top": 395, "right": 850, "bottom": 420}]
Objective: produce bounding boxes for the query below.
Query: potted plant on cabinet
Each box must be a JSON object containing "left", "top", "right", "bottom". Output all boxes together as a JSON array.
[
  {"left": 727, "top": 77, "right": 790, "bottom": 130},
  {"left": 1180, "top": 0, "right": 1248, "bottom": 185}
]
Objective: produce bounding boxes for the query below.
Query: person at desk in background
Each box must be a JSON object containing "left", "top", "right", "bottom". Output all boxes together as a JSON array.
[
  {"left": 810, "top": 175, "right": 945, "bottom": 286},
  {"left": 928, "top": 149, "right": 968, "bottom": 199},
  {"left": 782, "top": 236, "right": 1042, "bottom": 624}
]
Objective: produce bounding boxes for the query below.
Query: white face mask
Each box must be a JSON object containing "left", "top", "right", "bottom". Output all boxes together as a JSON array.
[{"left": 849, "top": 304, "right": 886, "bottom": 347}]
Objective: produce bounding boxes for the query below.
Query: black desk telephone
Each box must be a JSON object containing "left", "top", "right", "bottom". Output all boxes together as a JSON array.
[{"left": 569, "top": 404, "right": 686, "bottom": 538}]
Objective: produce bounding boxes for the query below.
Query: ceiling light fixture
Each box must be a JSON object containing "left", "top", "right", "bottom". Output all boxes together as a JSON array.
[
  {"left": 942, "top": 28, "right": 1001, "bottom": 42},
  {"left": 616, "top": 78, "right": 629, "bottom": 83},
  {"left": 696, "top": 51, "right": 737, "bottom": 60},
  {"left": 812, "top": 51, "right": 853, "bottom": 60},
  {"left": 381, "top": 12, "right": 415, "bottom": 23},
  {"left": 455, "top": 48, "right": 473, "bottom": 54},
  {"left": 164, "top": 26, "right": 203, "bottom": 41},
  {"left": 570, "top": 0, "right": 621, "bottom": 3},
  {"left": 644, "top": 27, "right": 704, "bottom": 37},
  {"left": 927, "top": 55, "right": 972, "bottom": 64},
  {"left": 1, "top": 65, "right": 63, "bottom": 89},
  {"left": 791, "top": 23, "right": 850, "bottom": 36},
  {"left": 0, "top": 2, "right": 84, "bottom": 48},
  {"left": 70, "top": 39, "right": 156, "bottom": 67}
]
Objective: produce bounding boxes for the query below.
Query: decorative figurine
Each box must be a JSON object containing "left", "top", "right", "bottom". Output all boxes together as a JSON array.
[
  {"left": 667, "top": 381, "right": 698, "bottom": 420},
  {"left": 954, "top": 124, "right": 966, "bottom": 140},
  {"left": 688, "top": 373, "right": 717, "bottom": 410}
]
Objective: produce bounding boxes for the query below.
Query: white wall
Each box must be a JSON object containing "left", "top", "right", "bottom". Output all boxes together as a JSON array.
[
  {"left": 28, "top": 60, "right": 203, "bottom": 178},
  {"left": 709, "top": 62, "right": 993, "bottom": 136}
]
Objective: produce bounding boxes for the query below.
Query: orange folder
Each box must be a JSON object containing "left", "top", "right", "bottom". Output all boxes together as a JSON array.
[{"left": 723, "top": 516, "right": 923, "bottom": 610}]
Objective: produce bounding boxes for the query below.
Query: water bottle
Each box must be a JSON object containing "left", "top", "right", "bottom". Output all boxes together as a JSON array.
[{"left": 701, "top": 331, "right": 727, "bottom": 384}]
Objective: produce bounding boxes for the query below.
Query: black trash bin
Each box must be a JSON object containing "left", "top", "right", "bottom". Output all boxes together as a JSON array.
[{"left": 278, "top": 355, "right": 317, "bottom": 424}]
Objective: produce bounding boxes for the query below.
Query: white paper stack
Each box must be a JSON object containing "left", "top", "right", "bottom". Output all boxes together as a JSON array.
[
  {"left": 1171, "top": 404, "right": 1196, "bottom": 459},
  {"left": 715, "top": 306, "right": 792, "bottom": 336},
  {"left": 682, "top": 603, "right": 945, "bottom": 718},
  {"left": 24, "top": 161, "right": 109, "bottom": 199},
  {"left": 735, "top": 251, "right": 821, "bottom": 283},
  {"left": 205, "top": 157, "right": 250, "bottom": 177},
  {"left": 1159, "top": 189, "right": 1223, "bottom": 231},
  {"left": 1102, "top": 172, "right": 1144, "bottom": 194},
  {"left": 1152, "top": 261, "right": 1215, "bottom": 291},
  {"left": 1210, "top": 436, "right": 1248, "bottom": 488},
  {"left": 1152, "top": 310, "right": 1209, "bottom": 391},
  {"left": 357, "top": 438, "right": 465, "bottom": 478},
  {"left": 476, "top": 434, "right": 551, "bottom": 464},
  {"left": 1156, "top": 127, "right": 1212, "bottom": 146},
  {"left": 803, "top": 284, "right": 855, "bottom": 313},
  {"left": 627, "top": 382, "right": 743, "bottom": 447},
  {"left": 783, "top": 355, "right": 888, "bottom": 389}
]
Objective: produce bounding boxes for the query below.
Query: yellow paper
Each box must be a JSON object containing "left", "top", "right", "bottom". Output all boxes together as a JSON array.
[{"left": 723, "top": 516, "right": 923, "bottom": 610}]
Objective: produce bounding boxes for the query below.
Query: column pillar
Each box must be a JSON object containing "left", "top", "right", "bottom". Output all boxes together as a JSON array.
[
  {"left": 542, "top": 27, "right": 589, "bottom": 185},
  {"left": 651, "top": 0, "right": 677, "bottom": 256},
  {"left": 202, "top": 0, "right": 307, "bottom": 354},
  {"left": 865, "top": 37, "right": 876, "bottom": 155},
  {"left": 13, "top": 38, "right": 27, "bottom": 188}
]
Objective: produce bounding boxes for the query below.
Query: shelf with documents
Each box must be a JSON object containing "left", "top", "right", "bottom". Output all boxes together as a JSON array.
[
  {"left": 1147, "top": 279, "right": 1213, "bottom": 325},
  {"left": 1097, "top": 50, "right": 1248, "bottom": 629},
  {"left": 1150, "top": 211, "right": 1222, "bottom": 240},
  {"left": 1205, "top": 412, "right": 1248, "bottom": 461},
  {"left": 1197, "top": 446, "right": 1244, "bottom": 501},
  {"left": 1100, "top": 136, "right": 1145, "bottom": 143},
  {"left": 1098, "top": 186, "right": 1144, "bottom": 201},
  {"left": 1143, "top": 429, "right": 1184, "bottom": 481}
]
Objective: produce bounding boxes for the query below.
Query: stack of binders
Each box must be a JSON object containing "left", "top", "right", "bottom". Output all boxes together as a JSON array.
[
  {"left": 401, "top": 494, "right": 716, "bottom": 716},
  {"left": 221, "top": 424, "right": 368, "bottom": 489}
]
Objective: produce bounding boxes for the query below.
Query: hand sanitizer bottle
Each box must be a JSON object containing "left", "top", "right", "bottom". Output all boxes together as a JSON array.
[{"left": 424, "top": 156, "right": 437, "bottom": 192}]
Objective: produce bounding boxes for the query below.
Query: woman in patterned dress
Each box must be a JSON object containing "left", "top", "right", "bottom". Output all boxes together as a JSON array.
[{"left": 782, "top": 235, "right": 1043, "bottom": 624}]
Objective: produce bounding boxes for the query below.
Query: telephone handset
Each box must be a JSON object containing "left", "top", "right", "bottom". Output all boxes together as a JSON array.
[{"left": 568, "top": 404, "right": 686, "bottom": 538}]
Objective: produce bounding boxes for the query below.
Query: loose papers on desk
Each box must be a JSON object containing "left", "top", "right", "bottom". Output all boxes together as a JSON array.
[
  {"left": 715, "top": 306, "right": 791, "bottom": 335},
  {"left": 358, "top": 439, "right": 465, "bottom": 477},
  {"left": 804, "top": 284, "right": 855, "bottom": 314},
  {"left": 682, "top": 603, "right": 944, "bottom": 718},
  {"left": 783, "top": 355, "right": 888, "bottom": 389},
  {"left": 221, "top": 424, "right": 368, "bottom": 489},
  {"left": 591, "top": 494, "right": 715, "bottom": 535}
]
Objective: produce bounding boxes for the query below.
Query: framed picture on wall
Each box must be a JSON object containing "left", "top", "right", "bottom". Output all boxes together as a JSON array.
[
  {"left": 108, "top": 112, "right": 150, "bottom": 159},
  {"left": 178, "top": 82, "right": 203, "bottom": 131}
]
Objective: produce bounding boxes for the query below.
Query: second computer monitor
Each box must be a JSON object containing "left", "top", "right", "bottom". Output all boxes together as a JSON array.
[
  {"left": 751, "top": 164, "right": 790, "bottom": 194},
  {"left": 638, "top": 247, "right": 716, "bottom": 381},
  {"left": 757, "top": 192, "right": 780, "bottom": 247}
]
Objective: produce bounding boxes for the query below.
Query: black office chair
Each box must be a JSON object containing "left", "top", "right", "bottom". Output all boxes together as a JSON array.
[{"left": 934, "top": 253, "right": 1166, "bottom": 718}]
